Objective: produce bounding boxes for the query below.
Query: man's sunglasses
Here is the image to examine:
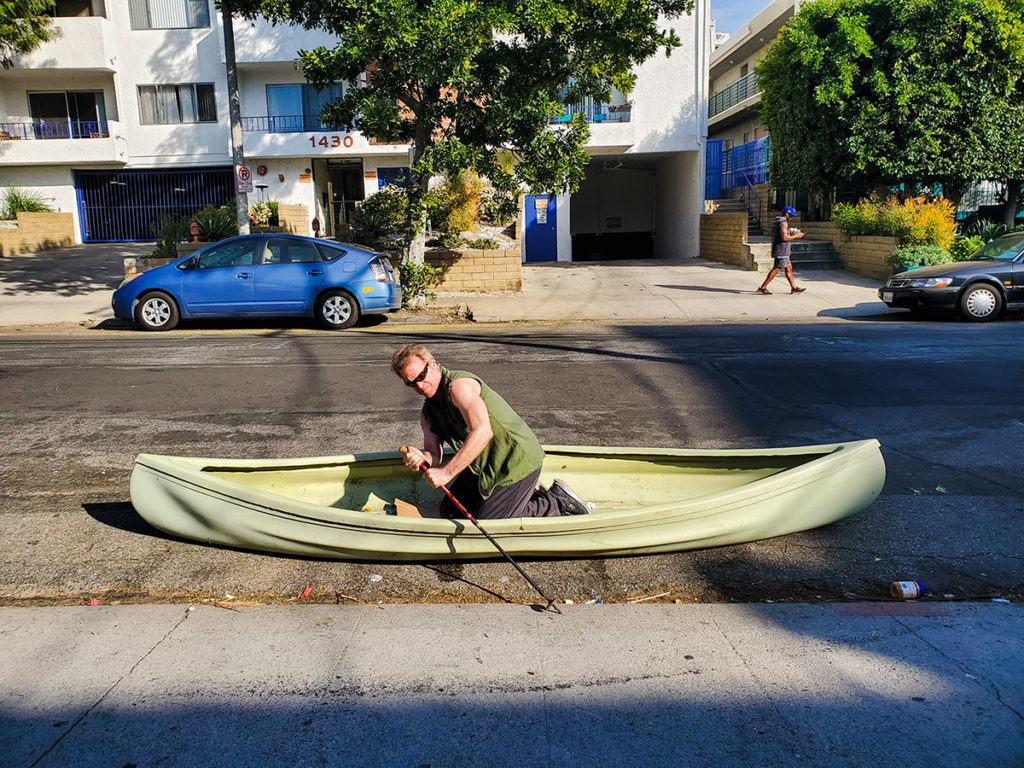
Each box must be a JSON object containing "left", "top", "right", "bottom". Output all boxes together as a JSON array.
[{"left": 405, "top": 361, "right": 430, "bottom": 387}]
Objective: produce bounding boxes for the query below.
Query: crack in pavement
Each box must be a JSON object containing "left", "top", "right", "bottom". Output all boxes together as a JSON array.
[
  {"left": 892, "top": 615, "right": 1024, "bottom": 724},
  {"left": 27, "top": 606, "right": 195, "bottom": 768}
]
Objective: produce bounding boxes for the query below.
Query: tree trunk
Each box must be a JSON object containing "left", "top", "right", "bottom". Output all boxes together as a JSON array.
[
  {"left": 403, "top": 128, "right": 429, "bottom": 265},
  {"left": 1003, "top": 181, "right": 1021, "bottom": 228},
  {"left": 942, "top": 178, "right": 967, "bottom": 209}
]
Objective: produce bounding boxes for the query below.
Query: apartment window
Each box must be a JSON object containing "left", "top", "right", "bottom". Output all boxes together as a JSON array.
[
  {"left": 740, "top": 64, "right": 749, "bottom": 78},
  {"left": 28, "top": 90, "right": 107, "bottom": 138},
  {"left": 266, "top": 83, "right": 345, "bottom": 132},
  {"left": 138, "top": 84, "right": 216, "bottom": 124},
  {"left": 129, "top": 0, "right": 209, "bottom": 29},
  {"left": 742, "top": 131, "right": 749, "bottom": 143}
]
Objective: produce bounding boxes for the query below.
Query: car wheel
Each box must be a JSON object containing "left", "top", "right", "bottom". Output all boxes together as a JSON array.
[
  {"left": 135, "top": 291, "right": 179, "bottom": 331},
  {"left": 958, "top": 283, "right": 1003, "bottom": 322},
  {"left": 316, "top": 290, "right": 360, "bottom": 330}
]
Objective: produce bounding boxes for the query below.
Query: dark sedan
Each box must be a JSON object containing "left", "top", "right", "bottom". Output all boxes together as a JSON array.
[
  {"left": 879, "top": 233, "right": 1024, "bottom": 321},
  {"left": 112, "top": 234, "right": 401, "bottom": 331}
]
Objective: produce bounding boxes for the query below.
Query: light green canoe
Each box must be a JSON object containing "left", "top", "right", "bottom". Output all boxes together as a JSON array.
[{"left": 129, "top": 439, "right": 884, "bottom": 561}]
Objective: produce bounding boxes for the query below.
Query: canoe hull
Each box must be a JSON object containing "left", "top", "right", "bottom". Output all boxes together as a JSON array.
[{"left": 129, "top": 440, "right": 886, "bottom": 561}]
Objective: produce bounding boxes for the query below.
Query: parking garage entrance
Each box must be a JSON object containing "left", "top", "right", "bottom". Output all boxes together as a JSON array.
[{"left": 75, "top": 167, "right": 234, "bottom": 242}]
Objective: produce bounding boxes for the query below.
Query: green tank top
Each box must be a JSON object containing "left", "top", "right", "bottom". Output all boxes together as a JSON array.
[{"left": 421, "top": 367, "right": 544, "bottom": 498}]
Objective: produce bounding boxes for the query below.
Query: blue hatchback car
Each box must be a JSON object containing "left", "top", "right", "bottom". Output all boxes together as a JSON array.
[{"left": 112, "top": 234, "right": 402, "bottom": 331}]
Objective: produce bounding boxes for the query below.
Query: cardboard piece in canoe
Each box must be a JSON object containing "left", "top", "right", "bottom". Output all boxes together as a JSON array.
[
  {"left": 394, "top": 499, "right": 422, "bottom": 517},
  {"left": 394, "top": 499, "right": 445, "bottom": 518}
]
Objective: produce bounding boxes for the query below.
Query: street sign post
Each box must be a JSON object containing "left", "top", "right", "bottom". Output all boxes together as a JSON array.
[{"left": 235, "top": 165, "right": 253, "bottom": 194}]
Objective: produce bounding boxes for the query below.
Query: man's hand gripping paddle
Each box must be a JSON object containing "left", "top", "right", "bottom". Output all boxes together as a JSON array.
[{"left": 401, "top": 447, "right": 560, "bottom": 613}]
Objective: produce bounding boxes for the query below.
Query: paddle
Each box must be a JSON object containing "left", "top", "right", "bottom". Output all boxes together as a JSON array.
[{"left": 401, "top": 446, "right": 560, "bottom": 613}]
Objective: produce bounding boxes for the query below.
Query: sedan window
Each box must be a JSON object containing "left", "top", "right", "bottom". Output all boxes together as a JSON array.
[
  {"left": 262, "top": 239, "right": 322, "bottom": 265},
  {"left": 317, "top": 243, "right": 348, "bottom": 261},
  {"left": 197, "top": 240, "right": 260, "bottom": 269},
  {"left": 969, "top": 237, "right": 1024, "bottom": 261}
]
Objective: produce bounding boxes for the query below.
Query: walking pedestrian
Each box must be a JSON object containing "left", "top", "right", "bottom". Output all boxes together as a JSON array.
[{"left": 757, "top": 205, "right": 806, "bottom": 295}]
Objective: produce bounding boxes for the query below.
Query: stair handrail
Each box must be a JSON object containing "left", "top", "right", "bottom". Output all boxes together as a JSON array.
[{"left": 737, "top": 170, "right": 762, "bottom": 231}]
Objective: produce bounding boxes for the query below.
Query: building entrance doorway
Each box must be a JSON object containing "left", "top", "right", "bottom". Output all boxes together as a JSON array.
[{"left": 327, "top": 159, "right": 364, "bottom": 236}]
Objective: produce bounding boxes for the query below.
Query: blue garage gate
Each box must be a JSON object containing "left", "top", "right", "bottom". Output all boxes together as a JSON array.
[{"left": 74, "top": 167, "right": 234, "bottom": 242}]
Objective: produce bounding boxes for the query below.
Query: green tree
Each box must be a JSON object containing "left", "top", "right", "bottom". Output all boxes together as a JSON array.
[
  {"left": 231, "top": 0, "right": 692, "bottom": 262},
  {"left": 0, "top": 0, "right": 57, "bottom": 69},
  {"left": 757, "top": 0, "right": 1024, "bottom": 208}
]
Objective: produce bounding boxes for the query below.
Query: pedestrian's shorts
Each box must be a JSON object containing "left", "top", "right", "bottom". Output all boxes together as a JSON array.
[{"left": 773, "top": 255, "right": 791, "bottom": 269}]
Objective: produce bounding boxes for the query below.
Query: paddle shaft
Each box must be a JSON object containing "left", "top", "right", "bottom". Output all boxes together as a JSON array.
[{"left": 401, "top": 447, "right": 557, "bottom": 608}]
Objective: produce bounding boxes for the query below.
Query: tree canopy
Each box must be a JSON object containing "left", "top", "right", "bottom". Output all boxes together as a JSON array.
[
  {"left": 0, "top": 0, "right": 56, "bottom": 68},
  {"left": 757, "top": 0, "right": 1024, "bottom": 203},
  {"left": 229, "top": 0, "right": 692, "bottom": 260}
]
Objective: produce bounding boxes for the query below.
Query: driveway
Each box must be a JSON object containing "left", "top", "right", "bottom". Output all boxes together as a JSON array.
[{"left": 0, "top": 243, "right": 151, "bottom": 326}]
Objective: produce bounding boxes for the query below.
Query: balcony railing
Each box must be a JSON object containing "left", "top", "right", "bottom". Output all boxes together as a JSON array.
[
  {"left": 708, "top": 72, "right": 759, "bottom": 119},
  {"left": 550, "top": 103, "right": 632, "bottom": 124},
  {"left": 0, "top": 120, "right": 110, "bottom": 140},
  {"left": 241, "top": 115, "right": 342, "bottom": 133}
]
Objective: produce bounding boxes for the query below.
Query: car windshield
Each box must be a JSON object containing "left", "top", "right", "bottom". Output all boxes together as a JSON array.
[{"left": 969, "top": 236, "right": 1024, "bottom": 261}]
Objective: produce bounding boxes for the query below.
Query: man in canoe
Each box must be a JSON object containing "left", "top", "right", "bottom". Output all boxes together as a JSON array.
[{"left": 392, "top": 343, "right": 589, "bottom": 519}]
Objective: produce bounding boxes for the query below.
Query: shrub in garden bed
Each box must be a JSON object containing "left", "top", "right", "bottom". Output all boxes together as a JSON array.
[{"left": 888, "top": 245, "right": 949, "bottom": 272}]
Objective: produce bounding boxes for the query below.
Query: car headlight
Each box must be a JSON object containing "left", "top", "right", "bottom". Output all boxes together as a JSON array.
[
  {"left": 907, "top": 277, "right": 954, "bottom": 288},
  {"left": 117, "top": 273, "right": 141, "bottom": 289}
]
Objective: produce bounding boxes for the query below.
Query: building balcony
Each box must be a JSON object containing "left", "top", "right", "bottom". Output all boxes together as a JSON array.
[
  {"left": 0, "top": 121, "right": 127, "bottom": 165},
  {"left": 708, "top": 72, "right": 760, "bottom": 123},
  {"left": 241, "top": 115, "right": 408, "bottom": 158},
  {"left": 4, "top": 16, "right": 116, "bottom": 72},
  {"left": 550, "top": 103, "right": 632, "bottom": 125},
  {"left": 550, "top": 103, "right": 635, "bottom": 151}
]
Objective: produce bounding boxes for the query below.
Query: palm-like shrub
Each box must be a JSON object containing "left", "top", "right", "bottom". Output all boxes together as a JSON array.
[{"left": 1, "top": 187, "right": 53, "bottom": 219}]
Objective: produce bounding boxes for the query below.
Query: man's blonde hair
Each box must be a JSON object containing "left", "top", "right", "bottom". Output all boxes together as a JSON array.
[{"left": 391, "top": 343, "right": 434, "bottom": 376}]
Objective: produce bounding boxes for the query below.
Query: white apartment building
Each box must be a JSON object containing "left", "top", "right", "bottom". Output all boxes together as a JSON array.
[{"left": 0, "top": 0, "right": 709, "bottom": 262}]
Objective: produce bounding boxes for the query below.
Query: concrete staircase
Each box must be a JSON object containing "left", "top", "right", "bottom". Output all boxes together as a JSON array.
[
  {"left": 745, "top": 236, "right": 842, "bottom": 273},
  {"left": 790, "top": 239, "right": 842, "bottom": 270},
  {"left": 715, "top": 198, "right": 762, "bottom": 237}
]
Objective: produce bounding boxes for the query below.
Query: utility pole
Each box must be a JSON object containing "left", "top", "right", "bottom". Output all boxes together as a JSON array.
[{"left": 220, "top": 1, "right": 250, "bottom": 235}]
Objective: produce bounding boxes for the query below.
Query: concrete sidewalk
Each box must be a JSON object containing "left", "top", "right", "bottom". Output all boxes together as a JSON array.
[
  {"left": 0, "top": 244, "right": 894, "bottom": 328},
  {"left": 2, "top": 602, "right": 1020, "bottom": 767},
  {"left": 431, "top": 259, "right": 891, "bottom": 324}
]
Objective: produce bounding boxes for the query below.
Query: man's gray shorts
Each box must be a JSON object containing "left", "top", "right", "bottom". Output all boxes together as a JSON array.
[{"left": 773, "top": 255, "right": 792, "bottom": 269}]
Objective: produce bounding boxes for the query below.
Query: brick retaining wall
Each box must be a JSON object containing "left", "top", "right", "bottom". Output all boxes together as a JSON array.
[
  {"left": 798, "top": 222, "right": 896, "bottom": 281},
  {"left": 840, "top": 235, "right": 899, "bottom": 281},
  {"left": 427, "top": 248, "right": 522, "bottom": 291},
  {"left": 0, "top": 212, "right": 75, "bottom": 256},
  {"left": 699, "top": 212, "right": 750, "bottom": 269}
]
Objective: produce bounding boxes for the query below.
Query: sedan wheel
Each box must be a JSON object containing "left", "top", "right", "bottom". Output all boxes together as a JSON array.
[
  {"left": 958, "top": 284, "right": 1003, "bottom": 322},
  {"left": 316, "top": 290, "right": 360, "bottom": 330},
  {"left": 135, "top": 291, "right": 179, "bottom": 331}
]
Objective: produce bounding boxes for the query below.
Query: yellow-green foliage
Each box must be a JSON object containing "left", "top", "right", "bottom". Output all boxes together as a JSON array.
[
  {"left": 425, "top": 172, "right": 481, "bottom": 236},
  {"left": 902, "top": 197, "right": 955, "bottom": 251},
  {"left": 832, "top": 196, "right": 955, "bottom": 249}
]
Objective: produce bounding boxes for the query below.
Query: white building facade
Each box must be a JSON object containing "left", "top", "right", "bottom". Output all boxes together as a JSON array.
[{"left": 0, "top": 0, "right": 709, "bottom": 262}]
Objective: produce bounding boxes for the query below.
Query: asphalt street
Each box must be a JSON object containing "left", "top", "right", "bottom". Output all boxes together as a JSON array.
[{"left": 1, "top": 321, "right": 1021, "bottom": 606}]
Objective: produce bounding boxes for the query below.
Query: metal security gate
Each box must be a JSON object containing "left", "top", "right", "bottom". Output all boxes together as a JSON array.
[
  {"left": 75, "top": 167, "right": 234, "bottom": 242},
  {"left": 705, "top": 139, "right": 723, "bottom": 200}
]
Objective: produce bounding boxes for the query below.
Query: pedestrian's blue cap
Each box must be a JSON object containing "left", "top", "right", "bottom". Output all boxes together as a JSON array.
[{"left": 783, "top": 206, "right": 797, "bottom": 216}]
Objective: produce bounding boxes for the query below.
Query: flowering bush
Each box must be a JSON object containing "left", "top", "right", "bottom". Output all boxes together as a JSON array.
[
  {"left": 248, "top": 201, "right": 272, "bottom": 226},
  {"left": 832, "top": 196, "right": 955, "bottom": 249}
]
